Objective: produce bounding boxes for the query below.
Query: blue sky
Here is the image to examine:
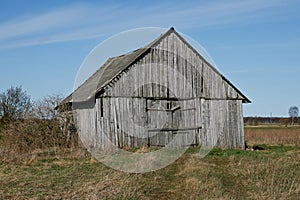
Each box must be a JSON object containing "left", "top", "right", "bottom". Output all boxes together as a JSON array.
[{"left": 0, "top": 0, "right": 300, "bottom": 117}]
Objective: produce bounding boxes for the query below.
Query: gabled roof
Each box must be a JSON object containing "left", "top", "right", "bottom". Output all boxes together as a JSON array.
[{"left": 61, "top": 27, "right": 250, "bottom": 105}]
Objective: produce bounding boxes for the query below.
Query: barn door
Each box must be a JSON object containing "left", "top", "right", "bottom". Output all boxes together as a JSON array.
[{"left": 147, "top": 99, "right": 201, "bottom": 146}]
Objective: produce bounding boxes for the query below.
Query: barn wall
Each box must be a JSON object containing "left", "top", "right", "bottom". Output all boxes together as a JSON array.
[
  {"left": 74, "top": 107, "right": 97, "bottom": 149},
  {"left": 200, "top": 99, "right": 244, "bottom": 148},
  {"left": 96, "top": 97, "right": 148, "bottom": 148},
  {"left": 74, "top": 97, "right": 244, "bottom": 149},
  {"left": 103, "top": 32, "right": 243, "bottom": 100},
  {"left": 92, "top": 97, "right": 198, "bottom": 148}
]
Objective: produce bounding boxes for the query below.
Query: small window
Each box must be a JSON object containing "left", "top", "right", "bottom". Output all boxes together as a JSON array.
[
  {"left": 166, "top": 102, "right": 171, "bottom": 110},
  {"left": 100, "top": 98, "right": 103, "bottom": 117}
]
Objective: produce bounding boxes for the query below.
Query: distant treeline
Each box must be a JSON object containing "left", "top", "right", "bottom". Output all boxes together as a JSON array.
[{"left": 244, "top": 117, "right": 299, "bottom": 126}]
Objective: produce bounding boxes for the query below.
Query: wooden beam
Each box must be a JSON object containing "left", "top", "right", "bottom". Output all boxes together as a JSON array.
[{"left": 148, "top": 126, "right": 202, "bottom": 132}]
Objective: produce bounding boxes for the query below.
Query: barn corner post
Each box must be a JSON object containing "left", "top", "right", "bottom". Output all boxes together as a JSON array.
[{"left": 240, "top": 100, "right": 246, "bottom": 149}]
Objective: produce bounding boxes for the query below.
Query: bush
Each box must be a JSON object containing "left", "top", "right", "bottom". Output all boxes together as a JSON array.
[
  {"left": 0, "top": 92, "right": 79, "bottom": 154},
  {"left": 1, "top": 119, "right": 65, "bottom": 153},
  {"left": 0, "top": 86, "right": 31, "bottom": 120}
]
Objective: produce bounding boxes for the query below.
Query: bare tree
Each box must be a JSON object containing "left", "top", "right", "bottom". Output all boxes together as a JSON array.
[
  {"left": 33, "top": 94, "right": 78, "bottom": 148},
  {"left": 0, "top": 86, "right": 31, "bottom": 121},
  {"left": 289, "top": 106, "right": 299, "bottom": 125},
  {"left": 33, "top": 94, "right": 64, "bottom": 120}
]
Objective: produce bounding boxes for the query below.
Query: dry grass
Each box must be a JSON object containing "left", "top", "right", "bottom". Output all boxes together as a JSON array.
[
  {"left": 0, "top": 146, "right": 299, "bottom": 199},
  {"left": 245, "top": 125, "right": 300, "bottom": 146},
  {"left": 239, "top": 156, "right": 300, "bottom": 199},
  {"left": 0, "top": 126, "right": 300, "bottom": 199}
]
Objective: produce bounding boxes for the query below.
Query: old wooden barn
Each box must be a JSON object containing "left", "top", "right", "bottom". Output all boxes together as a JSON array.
[{"left": 60, "top": 27, "right": 250, "bottom": 150}]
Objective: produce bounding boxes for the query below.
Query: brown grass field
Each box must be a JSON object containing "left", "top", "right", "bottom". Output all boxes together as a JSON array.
[
  {"left": 245, "top": 125, "right": 300, "bottom": 146},
  {"left": 0, "top": 126, "right": 299, "bottom": 199}
]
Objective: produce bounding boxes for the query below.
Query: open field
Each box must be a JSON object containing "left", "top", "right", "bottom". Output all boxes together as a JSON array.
[
  {"left": 245, "top": 125, "right": 300, "bottom": 146},
  {"left": 0, "top": 126, "right": 300, "bottom": 199}
]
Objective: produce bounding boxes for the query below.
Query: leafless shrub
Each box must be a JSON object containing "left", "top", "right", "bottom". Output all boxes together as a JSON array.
[
  {"left": 0, "top": 93, "right": 80, "bottom": 160},
  {"left": 33, "top": 94, "right": 63, "bottom": 120}
]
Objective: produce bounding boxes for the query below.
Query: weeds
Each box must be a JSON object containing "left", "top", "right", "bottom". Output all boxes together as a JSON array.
[
  {"left": 0, "top": 144, "right": 299, "bottom": 199},
  {"left": 245, "top": 126, "right": 300, "bottom": 146},
  {"left": 0, "top": 126, "right": 300, "bottom": 199}
]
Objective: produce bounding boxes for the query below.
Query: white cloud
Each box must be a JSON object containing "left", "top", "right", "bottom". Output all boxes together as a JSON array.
[
  {"left": 0, "top": 4, "right": 90, "bottom": 40},
  {"left": 0, "top": 0, "right": 297, "bottom": 50}
]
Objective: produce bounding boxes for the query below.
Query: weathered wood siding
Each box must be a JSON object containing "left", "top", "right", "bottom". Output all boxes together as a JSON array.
[
  {"left": 74, "top": 98, "right": 244, "bottom": 149},
  {"left": 74, "top": 32, "right": 245, "bottom": 149},
  {"left": 102, "top": 32, "right": 243, "bottom": 100},
  {"left": 200, "top": 100, "right": 244, "bottom": 149}
]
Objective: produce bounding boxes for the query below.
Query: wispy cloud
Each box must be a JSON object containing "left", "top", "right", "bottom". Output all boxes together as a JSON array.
[
  {"left": 0, "top": 4, "right": 91, "bottom": 40},
  {"left": 213, "top": 40, "right": 300, "bottom": 51},
  {"left": 0, "top": 0, "right": 297, "bottom": 50}
]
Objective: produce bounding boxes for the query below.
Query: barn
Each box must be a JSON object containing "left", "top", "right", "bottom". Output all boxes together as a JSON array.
[{"left": 60, "top": 27, "right": 250, "bottom": 150}]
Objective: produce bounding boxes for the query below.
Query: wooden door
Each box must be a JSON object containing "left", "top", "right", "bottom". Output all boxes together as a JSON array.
[{"left": 146, "top": 98, "right": 201, "bottom": 146}]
